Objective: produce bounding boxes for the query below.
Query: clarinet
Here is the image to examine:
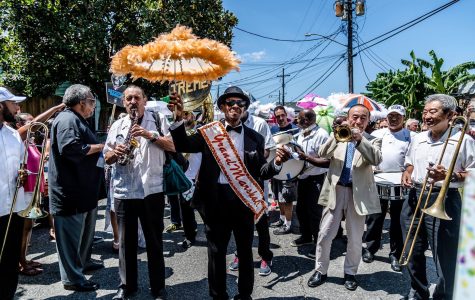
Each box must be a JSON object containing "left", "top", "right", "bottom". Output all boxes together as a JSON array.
[{"left": 117, "top": 109, "right": 140, "bottom": 166}]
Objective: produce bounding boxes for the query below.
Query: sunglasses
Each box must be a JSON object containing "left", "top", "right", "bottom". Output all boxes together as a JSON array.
[{"left": 224, "top": 99, "right": 246, "bottom": 107}]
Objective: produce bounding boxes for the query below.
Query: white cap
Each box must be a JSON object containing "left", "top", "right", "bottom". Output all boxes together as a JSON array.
[
  {"left": 0, "top": 87, "right": 27, "bottom": 103},
  {"left": 387, "top": 104, "right": 406, "bottom": 116}
]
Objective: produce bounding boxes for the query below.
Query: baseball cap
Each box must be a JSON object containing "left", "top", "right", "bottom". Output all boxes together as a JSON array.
[
  {"left": 0, "top": 87, "right": 27, "bottom": 103},
  {"left": 387, "top": 104, "right": 406, "bottom": 116}
]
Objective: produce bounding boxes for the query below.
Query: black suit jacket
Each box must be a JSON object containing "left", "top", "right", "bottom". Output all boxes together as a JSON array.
[{"left": 170, "top": 122, "right": 279, "bottom": 223}]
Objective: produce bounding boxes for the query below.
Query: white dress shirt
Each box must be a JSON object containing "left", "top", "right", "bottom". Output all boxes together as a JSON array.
[
  {"left": 297, "top": 125, "right": 329, "bottom": 178},
  {"left": 0, "top": 124, "right": 26, "bottom": 216},
  {"left": 244, "top": 114, "right": 275, "bottom": 150},
  {"left": 104, "top": 111, "right": 169, "bottom": 199},
  {"left": 405, "top": 129, "right": 475, "bottom": 188},
  {"left": 372, "top": 128, "right": 413, "bottom": 172}
]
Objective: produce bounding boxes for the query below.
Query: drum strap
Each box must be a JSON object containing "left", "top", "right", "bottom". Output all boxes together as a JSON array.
[{"left": 199, "top": 121, "right": 266, "bottom": 223}]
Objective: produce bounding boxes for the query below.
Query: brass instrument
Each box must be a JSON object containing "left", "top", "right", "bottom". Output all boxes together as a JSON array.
[
  {"left": 117, "top": 108, "right": 140, "bottom": 166},
  {"left": 334, "top": 124, "right": 353, "bottom": 142},
  {"left": 399, "top": 116, "right": 468, "bottom": 266},
  {"left": 0, "top": 122, "right": 49, "bottom": 262}
]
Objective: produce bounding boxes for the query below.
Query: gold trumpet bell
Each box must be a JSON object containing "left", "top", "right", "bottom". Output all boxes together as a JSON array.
[
  {"left": 422, "top": 194, "right": 452, "bottom": 220},
  {"left": 17, "top": 191, "right": 48, "bottom": 219},
  {"left": 334, "top": 125, "right": 353, "bottom": 142},
  {"left": 18, "top": 205, "right": 48, "bottom": 219}
]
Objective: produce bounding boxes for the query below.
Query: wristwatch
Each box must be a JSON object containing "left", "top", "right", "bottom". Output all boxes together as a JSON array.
[{"left": 149, "top": 132, "right": 159, "bottom": 143}]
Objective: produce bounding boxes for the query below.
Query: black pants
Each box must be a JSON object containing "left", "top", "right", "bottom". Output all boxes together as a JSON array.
[
  {"left": 401, "top": 188, "right": 461, "bottom": 300},
  {"left": 296, "top": 174, "right": 325, "bottom": 241},
  {"left": 364, "top": 198, "right": 404, "bottom": 258},
  {"left": 178, "top": 194, "right": 198, "bottom": 241},
  {"left": 205, "top": 184, "right": 255, "bottom": 300},
  {"left": 115, "top": 193, "right": 166, "bottom": 295},
  {"left": 0, "top": 214, "right": 24, "bottom": 300},
  {"left": 255, "top": 213, "right": 273, "bottom": 262}
]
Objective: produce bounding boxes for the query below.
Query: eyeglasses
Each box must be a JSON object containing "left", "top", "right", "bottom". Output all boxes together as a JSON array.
[
  {"left": 85, "top": 98, "right": 97, "bottom": 105},
  {"left": 224, "top": 100, "right": 246, "bottom": 107}
]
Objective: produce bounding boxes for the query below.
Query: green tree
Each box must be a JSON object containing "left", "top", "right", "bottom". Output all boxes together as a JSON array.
[
  {"left": 366, "top": 50, "right": 475, "bottom": 118},
  {"left": 0, "top": 0, "right": 237, "bottom": 97}
]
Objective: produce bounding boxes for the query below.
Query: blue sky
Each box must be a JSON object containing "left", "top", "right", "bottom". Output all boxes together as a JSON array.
[{"left": 212, "top": 0, "right": 475, "bottom": 104}]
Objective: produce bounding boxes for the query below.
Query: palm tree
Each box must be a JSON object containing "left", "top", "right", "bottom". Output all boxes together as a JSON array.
[{"left": 366, "top": 50, "right": 475, "bottom": 118}]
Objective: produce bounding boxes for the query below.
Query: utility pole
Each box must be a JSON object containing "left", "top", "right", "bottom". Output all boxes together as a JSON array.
[
  {"left": 277, "top": 68, "right": 290, "bottom": 106},
  {"left": 347, "top": 0, "right": 354, "bottom": 93},
  {"left": 335, "top": 0, "right": 365, "bottom": 94}
]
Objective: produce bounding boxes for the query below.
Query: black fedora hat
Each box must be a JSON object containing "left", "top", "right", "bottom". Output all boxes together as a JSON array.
[{"left": 217, "top": 86, "right": 250, "bottom": 108}]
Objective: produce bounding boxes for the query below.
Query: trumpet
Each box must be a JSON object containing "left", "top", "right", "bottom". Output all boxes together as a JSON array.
[
  {"left": 334, "top": 124, "right": 353, "bottom": 142},
  {"left": 0, "top": 122, "right": 49, "bottom": 263},
  {"left": 399, "top": 116, "right": 468, "bottom": 266}
]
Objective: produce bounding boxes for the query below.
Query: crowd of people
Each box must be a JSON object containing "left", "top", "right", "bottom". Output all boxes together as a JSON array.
[{"left": 0, "top": 83, "right": 474, "bottom": 300}]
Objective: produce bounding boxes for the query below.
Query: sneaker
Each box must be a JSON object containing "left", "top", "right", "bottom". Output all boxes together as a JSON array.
[
  {"left": 269, "top": 219, "right": 284, "bottom": 228},
  {"left": 273, "top": 225, "right": 291, "bottom": 235},
  {"left": 165, "top": 223, "right": 182, "bottom": 233},
  {"left": 290, "top": 236, "right": 313, "bottom": 247},
  {"left": 258, "top": 260, "right": 272, "bottom": 276},
  {"left": 229, "top": 256, "right": 239, "bottom": 271}
]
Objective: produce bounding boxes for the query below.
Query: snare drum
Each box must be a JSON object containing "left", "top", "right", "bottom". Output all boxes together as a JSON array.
[
  {"left": 374, "top": 172, "right": 407, "bottom": 201},
  {"left": 267, "top": 134, "right": 305, "bottom": 181}
]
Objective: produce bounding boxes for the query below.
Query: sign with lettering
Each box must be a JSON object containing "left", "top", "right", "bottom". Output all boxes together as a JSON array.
[
  {"left": 169, "top": 81, "right": 212, "bottom": 111},
  {"left": 105, "top": 82, "right": 126, "bottom": 107}
]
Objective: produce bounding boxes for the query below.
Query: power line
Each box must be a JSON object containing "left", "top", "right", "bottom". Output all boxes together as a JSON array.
[
  {"left": 356, "top": 37, "right": 371, "bottom": 82},
  {"left": 235, "top": 26, "right": 346, "bottom": 47},
  {"left": 356, "top": 0, "right": 460, "bottom": 53},
  {"left": 292, "top": 55, "right": 346, "bottom": 101}
]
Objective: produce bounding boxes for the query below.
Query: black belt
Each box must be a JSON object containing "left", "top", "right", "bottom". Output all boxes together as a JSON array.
[
  {"left": 413, "top": 184, "right": 458, "bottom": 192},
  {"left": 337, "top": 181, "right": 352, "bottom": 188}
]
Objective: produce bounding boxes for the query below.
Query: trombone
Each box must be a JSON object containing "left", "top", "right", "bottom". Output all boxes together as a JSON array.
[
  {"left": 399, "top": 116, "right": 468, "bottom": 266},
  {"left": 0, "top": 122, "right": 49, "bottom": 263}
]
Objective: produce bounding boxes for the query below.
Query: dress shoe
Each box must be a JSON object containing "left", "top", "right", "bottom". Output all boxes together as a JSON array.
[
  {"left": 64, "top": 280, "right": 99, "bottom": 292},
  {"left": 112, "top": 287, "right": 137, "bottom": 300},
  {"left": 390, "top": 255, "right": 402, "bottom": 272},
  {"left": 305, "top": 246, "right": 316, "bottom": 259},
  {"left": 362, "top": 249, "right": 374, "bottom": 263},
  {"left": 307, "top": 271, "right": 327, "bottom": 287},
  {"left": 344, "top": 274, "right": 358, "bottom": 291},
  {"left": 84, "top": 260, "right": 104, "bottom": 272}
]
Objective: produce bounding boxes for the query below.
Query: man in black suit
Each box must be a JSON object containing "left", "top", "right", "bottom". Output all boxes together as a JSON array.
[{"left": 168, "top": 86, "right": 290, "bottom": 300}]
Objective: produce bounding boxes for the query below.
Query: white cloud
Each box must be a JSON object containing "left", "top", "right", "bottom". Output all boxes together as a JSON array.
[{"left": 237, "top": 50, "right": 266, "bottom": 62}]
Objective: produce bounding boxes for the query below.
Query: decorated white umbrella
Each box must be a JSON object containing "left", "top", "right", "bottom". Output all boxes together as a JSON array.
[{"left": 297, "top": 94, "right": 328, "bottom": 109}]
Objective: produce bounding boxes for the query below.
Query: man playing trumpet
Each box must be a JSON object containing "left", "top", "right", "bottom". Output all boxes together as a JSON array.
[{"left": 307, "top": 104, "right": 382, "bottom": 291}]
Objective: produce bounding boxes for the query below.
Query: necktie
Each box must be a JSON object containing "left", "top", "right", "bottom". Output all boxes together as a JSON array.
[
  {"left": 226, "top": 125, "right": 242, "bottom": 134},
  {"left": 340, "top": 142, "right": 355, "bottom": 184}
]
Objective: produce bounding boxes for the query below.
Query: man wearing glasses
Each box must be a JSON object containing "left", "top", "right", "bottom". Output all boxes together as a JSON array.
[
  {"left": 168, "top": 86, "right": 290, "bottom": 300},
  {"left": 49, "top": 84, "right": 105, "bottom": 292}
]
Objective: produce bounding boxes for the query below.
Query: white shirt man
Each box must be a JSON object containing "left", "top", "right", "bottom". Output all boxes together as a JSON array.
[
  {"left": 401, "top": 94, "right": 475, "bottom": 300},
  {"left": 105, "top": 110, "right": 169, "bottom": 199},
  {"left": 362, "top": 104, "right": 413, "bottom": 272},
  {"left": 0, "top": 88, "right": 27, "bottom": 300}
]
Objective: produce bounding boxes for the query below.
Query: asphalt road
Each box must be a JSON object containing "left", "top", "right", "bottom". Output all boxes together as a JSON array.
[{"left": 16, "top": 200, "right": 437, "bottom": 299}]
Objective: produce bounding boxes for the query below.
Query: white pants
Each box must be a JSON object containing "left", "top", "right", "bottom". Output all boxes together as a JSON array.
[{"left": 315, "top": 185, "right": 366, "bottom": 275}]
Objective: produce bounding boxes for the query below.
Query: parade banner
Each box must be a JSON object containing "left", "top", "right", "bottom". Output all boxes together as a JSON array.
[{"left": 454, "top": 169, "right": 475, "bottom": 299}]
